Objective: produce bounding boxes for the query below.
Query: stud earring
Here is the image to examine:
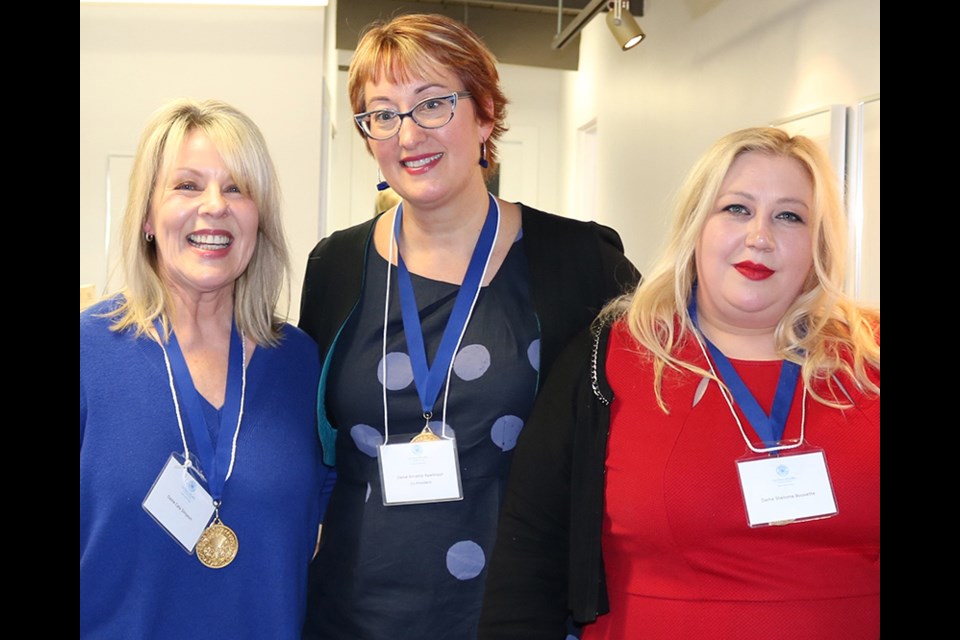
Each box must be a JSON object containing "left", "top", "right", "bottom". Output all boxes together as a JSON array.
[
  {"left": 144, "top": 232, "right": 155, "bottom": 243},
  {"left": 376, "top": 168, "right": 390, "bottom": 192},
  {"left": 479, "top": 141, "right": 489, "bottom": 169}
]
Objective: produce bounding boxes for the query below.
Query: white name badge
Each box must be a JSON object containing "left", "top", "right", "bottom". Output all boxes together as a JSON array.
[
  {"left": 378, "top": 435, "right": 464, "bottom": 505},
  {"left": 736, "top": 449, "right": 838, "bottom": 528},
  {"left": 142, "top": 454, "right": 215, "bottom": 552}
]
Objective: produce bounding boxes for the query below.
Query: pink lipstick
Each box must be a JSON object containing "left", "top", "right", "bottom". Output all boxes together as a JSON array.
[
  {"left": 734, "top": 261, "right": 774, "bottom": 281},
  {"left": 401, "top": 152, "right": 443, "bottom": 174}
]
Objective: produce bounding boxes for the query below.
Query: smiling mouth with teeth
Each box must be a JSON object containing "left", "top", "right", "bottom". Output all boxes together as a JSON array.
[
  {"left": 402, "top": 153, "right": 443, "bottom": 168},
  {"left": 188, "top": 233, "right": 232, "bottom": 250}
]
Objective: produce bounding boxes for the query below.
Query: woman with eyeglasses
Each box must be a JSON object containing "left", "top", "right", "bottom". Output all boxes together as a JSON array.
[{"left": 298, "top": 13, "right": 638, "bottom": 640}]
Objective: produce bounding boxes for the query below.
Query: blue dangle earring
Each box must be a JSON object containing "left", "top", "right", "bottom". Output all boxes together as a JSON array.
[
  {"left": 479, "top": 141, "right": 489, "bottom": 169},
  {"left": 376, "top": 168, "right": 390, "bottom": 192}
]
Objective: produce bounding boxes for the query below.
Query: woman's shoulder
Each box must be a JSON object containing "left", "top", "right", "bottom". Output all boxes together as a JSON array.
[
  {"left": 276, "top": 322, "right": 317, "bottom": 345},
  {"left": 835, "top": 308, "right": 880, "bottom": 383},
  {"left": 80, "top": 294, "right": 125, "bottom": 336},
  {"left": 518, "top": 203, "right": 614, "bottom": 238},
  {"left": 607, "top": 315, "right": 702, "bottom": 370},
  {"left": 80, "top": 295, "right": 150, "bottom": 384},
  {"left": 254, "top": 324, "right": 321, "bottom": 379},
  {"left": 275, "top": 322, "right": 321, "bottom": 360},
  {"left": 608, "top": 317, "right": 635, "bottom": 346},
  {"left": 519, "top": 202, "right": 637, "bottom": 272},
  {"left": 307, "top": 215, "right": 380, "bottom": 260}
]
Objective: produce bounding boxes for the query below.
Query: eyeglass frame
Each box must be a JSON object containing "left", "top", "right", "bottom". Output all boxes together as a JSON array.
[{"left": 353, "top": 91, "right": 474, "bottom": 141}]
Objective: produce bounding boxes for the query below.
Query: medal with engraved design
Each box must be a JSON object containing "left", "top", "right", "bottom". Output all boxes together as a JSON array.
[
  {"left": 196, "top": 510, "right": 239, "bottom": 569},
  {"left": 410, "top": 419, "right": 441, "bottom": 443}
]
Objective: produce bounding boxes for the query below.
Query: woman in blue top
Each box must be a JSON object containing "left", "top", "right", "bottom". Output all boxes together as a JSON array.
[
  {"left": 299, "top": 14, "right": 638, "bottom": 640},
  {"left": 80, "top": 98, "right": 334, "bottom": 639}
]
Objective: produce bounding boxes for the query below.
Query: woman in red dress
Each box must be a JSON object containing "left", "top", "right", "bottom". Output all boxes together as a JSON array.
[{"left": 480, "top": 127, "right": 880, "bottom": 640}]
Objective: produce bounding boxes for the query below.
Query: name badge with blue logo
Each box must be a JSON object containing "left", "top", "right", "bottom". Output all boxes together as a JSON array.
[
  {"left": 736, "top": 448, "right": 838, "bottom": 527},
  {"left": 142, "top": 453, "right": 216, "bottom": 552},
  {"left": 378, "top": 434, "right": 464, "bottom": 505}
]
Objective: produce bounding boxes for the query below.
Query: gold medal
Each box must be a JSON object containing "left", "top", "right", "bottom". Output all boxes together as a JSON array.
[
  {"left": 411, "top": 424, "right": 440, "bottom": 443},
  {"left": 196, "top": 515, "right": 239, "bottom": 569}
]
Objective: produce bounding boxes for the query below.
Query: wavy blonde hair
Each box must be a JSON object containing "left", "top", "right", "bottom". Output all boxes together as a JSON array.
[
  {"left": 109, "top": 98, "right": 289, "bottom": 346},
  {"left": 347, "top": 13, "right": 508, "bottom": 180},
  {"left": 603, "top": 127, "right": 879, "bottom": 411}
]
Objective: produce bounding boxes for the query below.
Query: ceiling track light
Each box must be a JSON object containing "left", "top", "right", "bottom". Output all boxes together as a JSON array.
[
  {"left": 552, "top": 0, "right": 645, "bottom": 51},
  {"left": 607, "top": 0, "right": 645, "bottom": 51}
]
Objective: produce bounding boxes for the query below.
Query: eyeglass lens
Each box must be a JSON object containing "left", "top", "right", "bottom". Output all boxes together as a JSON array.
[{"left": 362, "top": 94, "right": 458, "bottom": 139}]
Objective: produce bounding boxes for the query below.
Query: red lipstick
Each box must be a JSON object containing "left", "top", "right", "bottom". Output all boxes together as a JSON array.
[{"left": 734, "top": 261, "right": 774, "bottom": 281}]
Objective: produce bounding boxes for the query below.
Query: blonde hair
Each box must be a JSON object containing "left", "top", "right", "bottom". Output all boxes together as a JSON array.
[
  {"left": 109, "top": 98, "right": 289, "bottom": 346},
  {"left": 347, "top": 13, "right": 508, "bottom": 180},
  {"left": 375, "top": 186, "right": 402, "bottom": 215},
  {"left": 603, "top": 127, "right": 879, "bottom": 411}
]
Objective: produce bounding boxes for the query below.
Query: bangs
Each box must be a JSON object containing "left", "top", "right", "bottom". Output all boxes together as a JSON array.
[{"left": 355, "top": 44, "right": 446, "bottom": 107}]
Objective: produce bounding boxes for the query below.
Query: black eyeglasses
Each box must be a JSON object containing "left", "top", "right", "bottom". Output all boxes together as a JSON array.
[{"left": 354, "top": 91, "right": 473, "bottom": 141}]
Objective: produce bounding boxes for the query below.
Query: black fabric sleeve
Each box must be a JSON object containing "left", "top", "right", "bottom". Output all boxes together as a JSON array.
[
  {"left": 298, "top": 237, "right": 331, "bottom": 341},
  {"left": 478, "top": 330, "right": 595, "bottom": 640},
  {"left": 521, "top": 206, "right": 640, "bottom": 384},
  {"left": 593, "top": 221, "right": 641, "bottom": 304},
  {"left": 297, "top": 219, "right": 375, "bottom": 354}
]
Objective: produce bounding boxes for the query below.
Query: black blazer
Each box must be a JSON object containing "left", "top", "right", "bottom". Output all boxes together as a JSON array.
[{"left": 479, "top": 324, "right": 616, "bottom": 639}]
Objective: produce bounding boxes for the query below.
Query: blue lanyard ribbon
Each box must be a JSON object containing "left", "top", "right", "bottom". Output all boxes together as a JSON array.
[
  {"left": 394, "top": 194, "right": 498, "bottom": 418},
  {"left": 689, "top": 298, "right": 800, "bottom": 448},
  {"left": 156, "top": 318, "right": 244, "bottom": 502}
]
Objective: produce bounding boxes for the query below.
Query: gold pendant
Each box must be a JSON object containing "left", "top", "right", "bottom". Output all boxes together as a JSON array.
[
  {"left": 411, "top": 424, "right": 440, "bottom": 443},
  {"left": 196, "top": 516, "right": 239, "bottom": 569}
]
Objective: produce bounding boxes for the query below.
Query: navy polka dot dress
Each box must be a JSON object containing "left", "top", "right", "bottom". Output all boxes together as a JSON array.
[{"left": 314, "top": 233, "right": 540, "bottom": 639}]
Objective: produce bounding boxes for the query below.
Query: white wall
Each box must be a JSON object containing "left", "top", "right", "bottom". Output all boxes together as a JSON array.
[
  {"left": 80, "top": 3, "right": 332, "bottom": 319},
  {"left": 328, "top": 49, "right": 379, "bottom": 233},
  {"left": 560, "top": 0, "right": 880, "bottom": 276},
  {"left": 80, "top": 0, "right": 880, "bottom": 317},
  {"left": 496, "top": 63, "right": 565, "bottom": 215},
  {"left": 328, "top": 56, "right": 566, "bottom": 231}
]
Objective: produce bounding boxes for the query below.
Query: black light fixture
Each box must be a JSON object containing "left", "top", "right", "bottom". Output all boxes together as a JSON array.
[{"left": 606, "top": 0, "right": 645, "bottom": 51}]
